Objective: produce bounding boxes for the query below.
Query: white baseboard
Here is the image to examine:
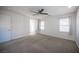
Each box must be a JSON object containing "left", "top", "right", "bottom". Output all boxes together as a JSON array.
[{"left": 12, "top": 34, "right": 29, "bottom": 40}]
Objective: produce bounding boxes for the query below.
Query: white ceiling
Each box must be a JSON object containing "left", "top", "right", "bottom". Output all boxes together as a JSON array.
[
  {"left": 0, "top": 6, "right": 78, "bottom": 16},
  {"left": 28, "top": 6, "right": 77, "bottom": 16}
]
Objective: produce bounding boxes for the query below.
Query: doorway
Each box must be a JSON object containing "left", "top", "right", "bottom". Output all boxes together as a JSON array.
[{"left": 29, "top": 19, "right": 37, "bottom": 35}]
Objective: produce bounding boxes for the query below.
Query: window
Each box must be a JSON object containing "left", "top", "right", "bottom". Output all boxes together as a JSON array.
[
  {"left": 40, "top": 21, "right": 45, "bottom": 31},
  {"left": 59, "top": 18, "right": 70, "bottom": 32}
]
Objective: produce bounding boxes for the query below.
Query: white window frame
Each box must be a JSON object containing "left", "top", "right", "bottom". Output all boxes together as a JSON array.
[{"left": 59, "top": 17, "right": 70, "bottom": 32}]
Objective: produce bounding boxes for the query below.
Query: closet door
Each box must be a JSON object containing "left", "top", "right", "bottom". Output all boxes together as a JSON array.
[
  {"left": 0, "top": 14, "right": 11, "bottom": 43},
  {"left": 11, "top": 14, "right": 27, "bottom": 39}
]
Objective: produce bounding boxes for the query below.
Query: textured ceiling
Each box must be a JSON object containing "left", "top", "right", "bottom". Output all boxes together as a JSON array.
[
  {"left": 28, "top": 6, "right": 77, "bottom": 16},
  {"left": 0, "top": 6, "right": 78, "bottom": 16}
]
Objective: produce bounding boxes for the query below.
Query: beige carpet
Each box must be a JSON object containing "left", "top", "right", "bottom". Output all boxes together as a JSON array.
[{"left": 0, "top": 34, "right": 79, "bottom": 53}]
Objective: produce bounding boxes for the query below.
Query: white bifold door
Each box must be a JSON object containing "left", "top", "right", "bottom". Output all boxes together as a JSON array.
[{"left": 0, "top": 15, "right": 11, "bottom": 43}]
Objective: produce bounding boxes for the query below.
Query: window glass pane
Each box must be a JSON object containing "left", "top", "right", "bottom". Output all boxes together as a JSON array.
[
  {"left": 59, "top": 18, "right": 70, "bottom": 32},
  {"left": 60, "top": 26, "right": 69, "bottom": 32},
  {"left": 60, "top": 18, "right": 69, "bottom": 25}
]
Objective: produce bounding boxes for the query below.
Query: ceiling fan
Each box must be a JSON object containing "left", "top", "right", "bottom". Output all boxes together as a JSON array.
[{"left": 32, "top": 9, "right": 49, "bottom": 16}]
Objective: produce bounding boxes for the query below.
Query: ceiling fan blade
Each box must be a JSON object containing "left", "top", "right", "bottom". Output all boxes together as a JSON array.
[
  {"left": 31, "top": 11, "right": 38, "bottom": 13},
  {"left": 33, "top": 13, "right": 39, "bottom": 15},
  {"left": 40, "top": 13, "right": 48, "bottom": 15},
  {"left": 31, "top": 9, "right": 41, "bottom": 13}
]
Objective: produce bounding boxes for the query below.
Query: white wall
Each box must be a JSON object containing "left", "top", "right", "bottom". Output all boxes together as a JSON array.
[
  {"left": 40, "top": 13, "right": 76, "bottom": 41},
  {"left": 76, "top": 8, "right": 79, "bottom": 48},
  {"left": 11, "top": 13, "right": 30, "bottom": 39},
  {"left": 0, "top": 8, "right": 30, "bottom": 41}
]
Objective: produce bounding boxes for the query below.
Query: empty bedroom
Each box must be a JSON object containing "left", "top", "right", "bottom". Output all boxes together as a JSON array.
[{"left": 0, "top": 6, "right": 79, "bottom": 53}]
